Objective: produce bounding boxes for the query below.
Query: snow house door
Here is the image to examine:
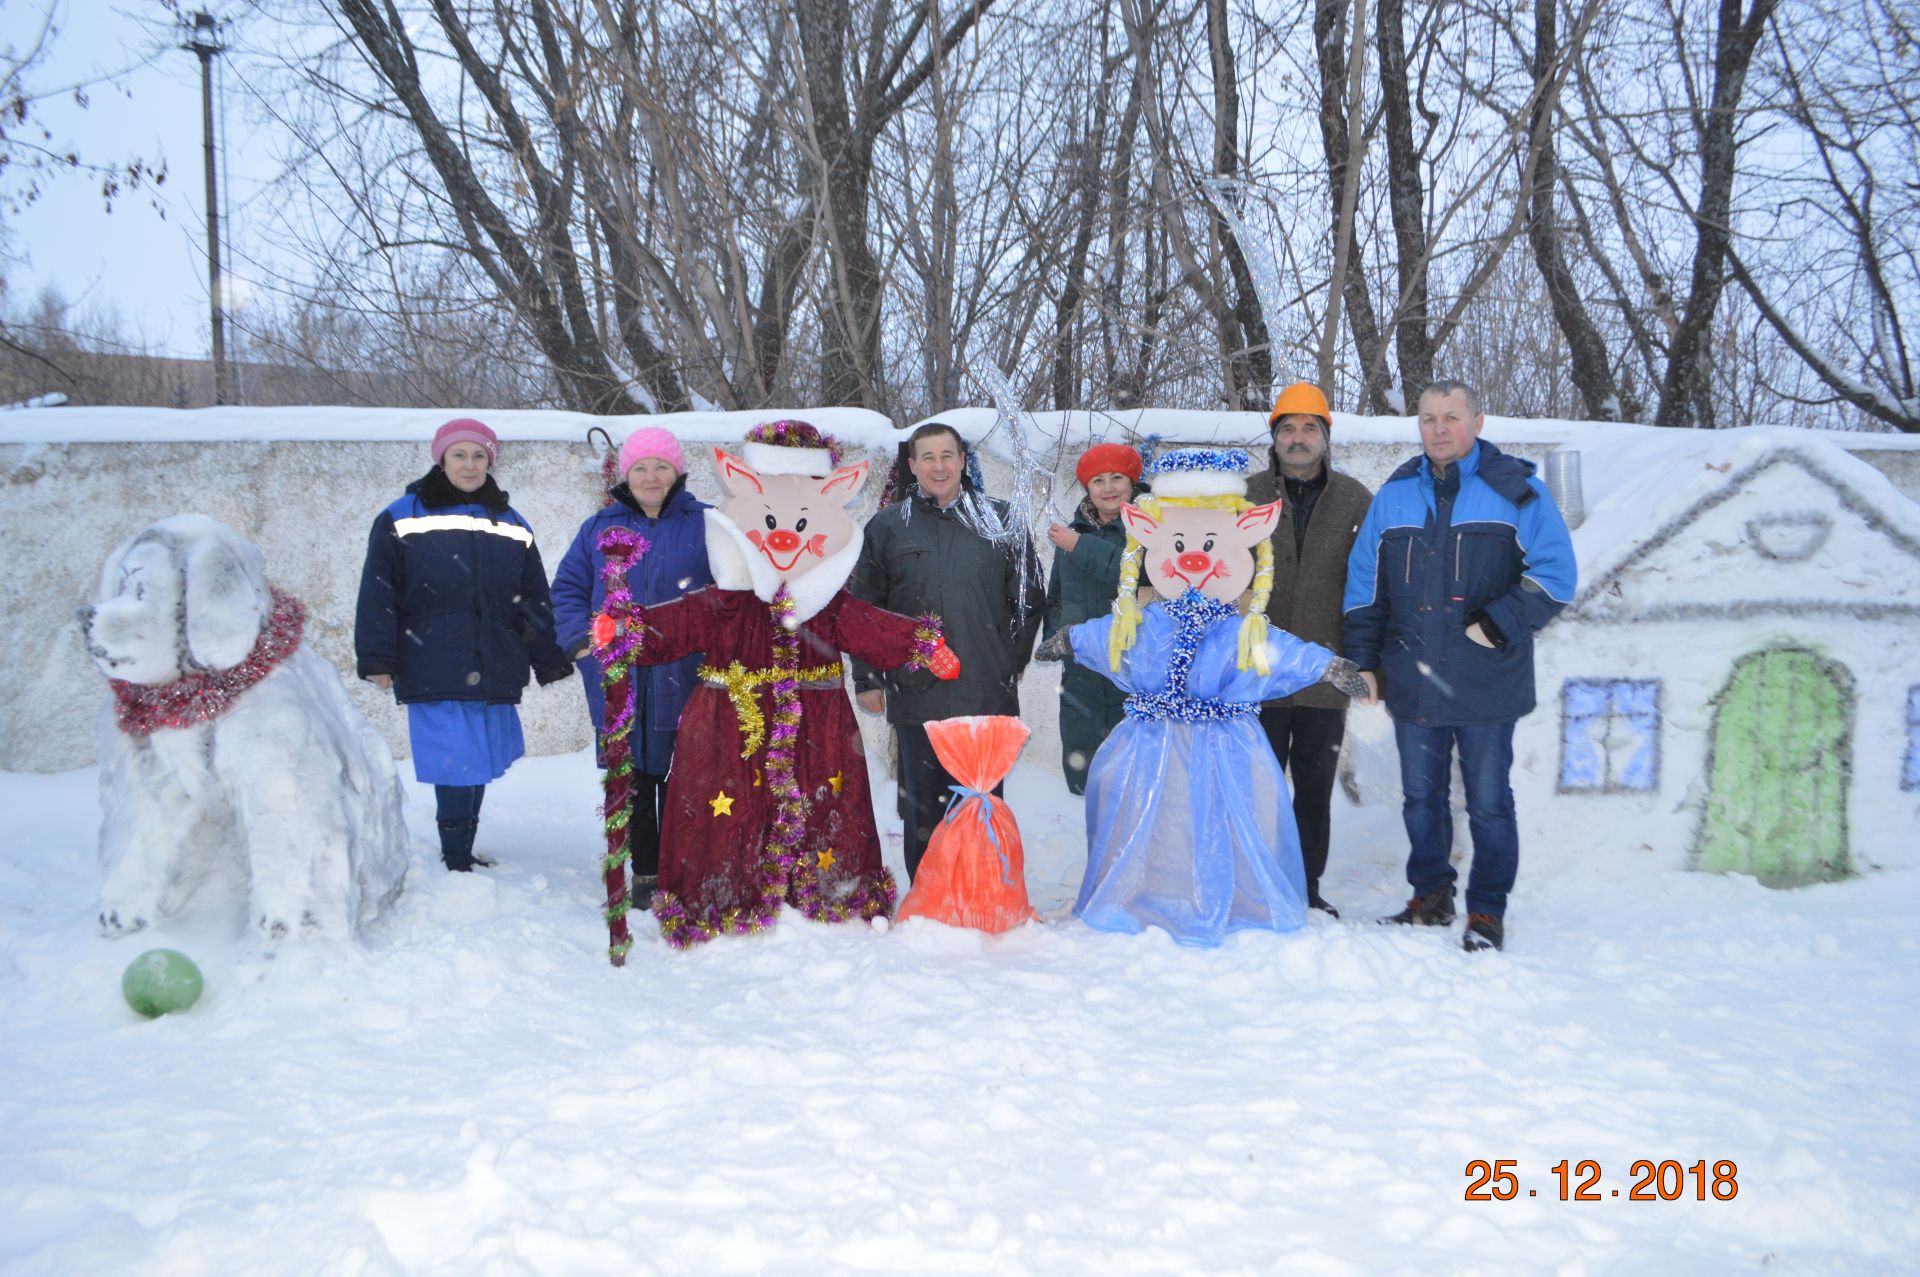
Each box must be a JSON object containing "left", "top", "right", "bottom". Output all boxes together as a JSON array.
[{"left": 1695, "top": 647, "right": 1855, "bottom": 887}]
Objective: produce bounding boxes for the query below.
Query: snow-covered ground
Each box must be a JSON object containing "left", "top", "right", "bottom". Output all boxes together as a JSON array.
[{"left": 3, "top": 748, "right": 1916, "bottom": 1275}]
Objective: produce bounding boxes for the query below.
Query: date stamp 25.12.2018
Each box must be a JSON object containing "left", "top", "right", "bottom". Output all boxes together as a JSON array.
[{"left": 1464, "top": 1159, "right": 1739, "bottom": 1202}]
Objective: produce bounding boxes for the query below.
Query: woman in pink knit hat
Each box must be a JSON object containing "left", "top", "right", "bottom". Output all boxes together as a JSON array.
[
  {"left": 550, "top": 426, "right": 713, "bottom": 908},
  {"left": 354, "top": 418, "right": 574, "bottom": 872}
]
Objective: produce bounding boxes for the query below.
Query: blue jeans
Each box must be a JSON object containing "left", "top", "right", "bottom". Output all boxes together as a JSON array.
[{"left": 1393, "top": 718, "right": 1518, "bottom": 918}]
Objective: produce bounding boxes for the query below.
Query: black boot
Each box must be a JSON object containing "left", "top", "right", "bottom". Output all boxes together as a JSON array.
[
  {"left": 1308, "top": 893, "right": 1341, "bottom": 918},
  {"left": 437, "top": 819, "right": 479, "bottom": 873},
  {"left": 630, "top": 873, "right": 658, "bottom": 910},
  {"left": 1379, "top": 888, "right": 1455, "bottom": 927},
  {"left": 1463, "top": 913, "right": 1505, "bottom": 952}
]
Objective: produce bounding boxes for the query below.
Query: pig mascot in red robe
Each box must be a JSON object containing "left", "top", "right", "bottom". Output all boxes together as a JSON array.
[{"left": 595, "top": 420, "right": 958, "bottom": 949}]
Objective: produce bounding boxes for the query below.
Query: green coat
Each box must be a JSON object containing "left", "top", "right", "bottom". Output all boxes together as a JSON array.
[{"left": 1042, "top": 509, "right": 1130, "bottom": 792}]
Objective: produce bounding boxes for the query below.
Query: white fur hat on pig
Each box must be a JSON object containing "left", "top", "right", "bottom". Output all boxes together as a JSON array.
[
  {"left": 1143, "top": 446, "right": 1254, "bottom": 499},
  {"left": 740, "top": 419, "right": 845, "bottom": 476}
]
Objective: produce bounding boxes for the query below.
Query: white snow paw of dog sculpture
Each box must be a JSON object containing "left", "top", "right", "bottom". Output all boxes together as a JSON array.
[
  {"left": 98, "top": 907, "right": 148, "bottom": 937},
  {"left": 82, "top": 514, "right": 411, "bottom": 943}
]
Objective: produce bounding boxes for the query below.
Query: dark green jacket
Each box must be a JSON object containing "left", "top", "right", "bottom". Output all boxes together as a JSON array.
[
  {"left": 1042, "top": 507, "right": 1130, "bottom": 766},
  {"left": 849, "top": 488, "right": 1045, "bottom": 727}
]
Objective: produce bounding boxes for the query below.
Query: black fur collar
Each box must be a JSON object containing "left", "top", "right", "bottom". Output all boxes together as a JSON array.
[
  {"left": 410, "top": 467, "right": 510, "bottom": 512},
  {"left": 611, "top": 473, "right": 689, "bottom": 517}
]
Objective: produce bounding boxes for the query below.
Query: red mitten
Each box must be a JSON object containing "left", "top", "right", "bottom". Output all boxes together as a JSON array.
[
  {"left": 591, "top": 611, "right": 617, "bottom": 652},
  {"left": 927, "top": 639, "right": 961, "bottom": 680}
]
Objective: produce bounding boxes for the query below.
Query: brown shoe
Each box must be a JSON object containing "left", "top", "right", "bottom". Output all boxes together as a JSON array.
[
  {"left": 1462, "top": 913, "right": 1505, "bottom": 952},
  {"left": 1379, "top": 889, "right": 1456, "bottom": 927}
]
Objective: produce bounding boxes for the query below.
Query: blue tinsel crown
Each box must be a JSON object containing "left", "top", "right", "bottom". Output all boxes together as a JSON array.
[{"left": 1144, "top": 447, "right": 1253, "bottom": 478}]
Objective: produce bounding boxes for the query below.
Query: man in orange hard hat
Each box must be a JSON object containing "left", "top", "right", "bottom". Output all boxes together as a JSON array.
[{"left": 1245, "top": 381, "right": 1375, "bottom": 916}]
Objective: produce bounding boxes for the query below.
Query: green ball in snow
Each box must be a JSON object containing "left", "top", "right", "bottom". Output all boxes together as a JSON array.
[{"left": 121, "top": 949, "right": 204, "bottom": 1018}]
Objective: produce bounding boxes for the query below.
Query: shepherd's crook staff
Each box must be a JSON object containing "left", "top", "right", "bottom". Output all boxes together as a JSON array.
[{"left": 590, "top": 526, "right": 650, "bottom": 966}]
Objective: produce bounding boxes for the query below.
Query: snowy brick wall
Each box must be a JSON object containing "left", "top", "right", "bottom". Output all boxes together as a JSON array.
[
  {"left": 0, "top": 425, "right": 1064, "bottom": 773},
  {"left": 2, "top": 438, "right": 604, "bottom": 770},
  {"left": 0, "top": 431, "right": 1396, "bottom": 773},
  {"left": 6, "top": 407, "right": 1918, "bottom": 780}
]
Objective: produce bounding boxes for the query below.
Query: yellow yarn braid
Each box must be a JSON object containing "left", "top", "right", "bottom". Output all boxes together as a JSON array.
[{"left": 1107, "top": 493, "right": 1276, "bottom": 675}]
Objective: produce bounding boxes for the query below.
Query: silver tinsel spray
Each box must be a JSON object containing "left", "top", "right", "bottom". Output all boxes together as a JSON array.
[
  {"left": 969, "top": 364, "right": 1059, "bottom": 631},
  {"left": 1201, "top": 176, "right": 1288, "bottom": 375}
]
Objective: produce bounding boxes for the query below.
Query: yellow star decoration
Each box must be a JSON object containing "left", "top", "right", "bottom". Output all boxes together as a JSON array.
[
  {"left": 709, "top": 790, "right": 734, "bottom": 817},
  {"left": 817, "top": 848, "right": 836, "bottom": 871},
  {"left": 827, "top": 770, "right": 844, "bottom": 796}
]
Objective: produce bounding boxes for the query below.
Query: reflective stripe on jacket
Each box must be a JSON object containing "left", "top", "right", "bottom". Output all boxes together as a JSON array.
[{"left": 355, "top": 488, "right": 567, "bottom": 704}]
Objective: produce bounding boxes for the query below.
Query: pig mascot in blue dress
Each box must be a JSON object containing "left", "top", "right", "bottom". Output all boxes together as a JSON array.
[{"left": 1038, "top": 447, "right": 1370, "bottom": 946}]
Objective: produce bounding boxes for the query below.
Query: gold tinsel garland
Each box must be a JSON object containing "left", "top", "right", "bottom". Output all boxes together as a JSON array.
[{"left": 698, "top": 659, "right": 848, "bottom": 758}]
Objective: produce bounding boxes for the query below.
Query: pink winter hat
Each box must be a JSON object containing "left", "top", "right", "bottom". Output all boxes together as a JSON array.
[
  {"left": 619, "top": 426, "right": 686, "bottom": 476},
  {"left": 430, "top": 418, "right": 499, "bottom": 465}
]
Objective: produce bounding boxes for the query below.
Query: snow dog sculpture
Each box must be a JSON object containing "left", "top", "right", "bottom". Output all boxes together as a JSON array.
[{"left": 82, "top": 515, "right": 409, "bottom": 941}]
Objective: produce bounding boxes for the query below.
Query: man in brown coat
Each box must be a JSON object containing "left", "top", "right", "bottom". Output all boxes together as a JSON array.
[{"left": 1245, "top": 382, "right": 1374, "bottom": 916}]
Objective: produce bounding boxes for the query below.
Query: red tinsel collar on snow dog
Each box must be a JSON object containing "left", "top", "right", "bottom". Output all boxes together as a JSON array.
[{"left": 110, "top": 588, "right": 307, "bottom": 737}]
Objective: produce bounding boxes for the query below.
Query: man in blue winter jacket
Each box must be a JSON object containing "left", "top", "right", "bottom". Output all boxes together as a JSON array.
[{"left": 1341, "top": 380, "right": 1576, "bottom": 952}]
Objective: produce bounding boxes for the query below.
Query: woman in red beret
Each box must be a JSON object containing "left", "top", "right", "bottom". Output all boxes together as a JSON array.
[{"left": 1042, "top": 442, "right": 1143, "bottom": 794}]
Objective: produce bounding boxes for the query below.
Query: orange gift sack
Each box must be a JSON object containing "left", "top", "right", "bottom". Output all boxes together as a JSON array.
[{"left": 896, "top": 715, "right": 1037, "bottom": 934}]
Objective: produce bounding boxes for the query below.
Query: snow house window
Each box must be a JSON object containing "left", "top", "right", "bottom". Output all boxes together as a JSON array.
[
  {"left": 1905, "top": 686, "right": 1920, "bottom": 792},
  {"left": 1559, "top": 679, "right": 1660, "bottom": 793}
]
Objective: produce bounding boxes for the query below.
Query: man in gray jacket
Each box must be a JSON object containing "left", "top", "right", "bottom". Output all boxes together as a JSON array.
[
  {"left": 1245, "top": 382, "right": 1374, "bottom": 916},
  {"left": 851, "top": 422, "right": 1046, "bottom": 879}
]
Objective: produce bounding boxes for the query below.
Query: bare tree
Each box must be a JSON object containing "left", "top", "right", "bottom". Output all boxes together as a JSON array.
[
  {"left": 330, "top": 0, "right": 669, "bottom": 413},
  {"left": 0, "top": 2, "right": 168, "bottom": 218},
  {"left": 1724, "top": 0, "right": 1918, "bottom": 431},
  {"left": 1203, "top": 0, "right": 1272, "bottom": 406},
  {"left": 788, "top": 0, "right": 996, "bottom": 411},
  {"left": 1050, "top": 3, "right": 1125, "bottom": 411},
  {"left": 1373, "top": 0, "right": 1436, "bottom": 402},
  {"left": 1653, "top": 0, "right": 1781, "bottom": 427},
  {"left": 119, "top": 0, "right": 1913, "bottom": 433},
  {"left": 1522, "top": 0, "right": 1624, "bottom": 420},
  {"left": 1311, "top": 0, "right": 1390, "bottom": 410}
]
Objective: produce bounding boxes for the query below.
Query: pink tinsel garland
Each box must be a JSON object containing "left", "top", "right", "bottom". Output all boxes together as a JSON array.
[
  {"left": 109, "top": 589, "right": 306, "bottom": 736},
  {"left": 593, "top": 526, "right": 650, "bottom": 966}
]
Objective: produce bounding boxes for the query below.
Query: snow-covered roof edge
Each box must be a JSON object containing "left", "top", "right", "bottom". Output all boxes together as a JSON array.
[
  {"left": 1568, "top": 426, "right": 1920, "bottom": 605},
  {"left": 0, "top": 405, "right": 901, "bottom": 450},
  {"left": 7, "top": 402, "right": 1916, "bottom": 457},
  {"left": 911, "top": 407, "right": 1920, "bottom": 456}
]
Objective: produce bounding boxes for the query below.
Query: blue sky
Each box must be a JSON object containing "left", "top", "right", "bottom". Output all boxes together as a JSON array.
[{"left": 6, "top": 3, "right": 271, "bottom": 358}]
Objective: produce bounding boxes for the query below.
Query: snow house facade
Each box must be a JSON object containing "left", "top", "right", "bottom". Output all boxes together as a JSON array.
[{"left": 1524, "top": 430, "right": 1920, "bottom": 887}]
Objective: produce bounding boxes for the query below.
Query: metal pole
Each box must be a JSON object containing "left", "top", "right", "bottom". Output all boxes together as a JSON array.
[{"left": 186, "top": 12, "right": 225, "bottom": 406}]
